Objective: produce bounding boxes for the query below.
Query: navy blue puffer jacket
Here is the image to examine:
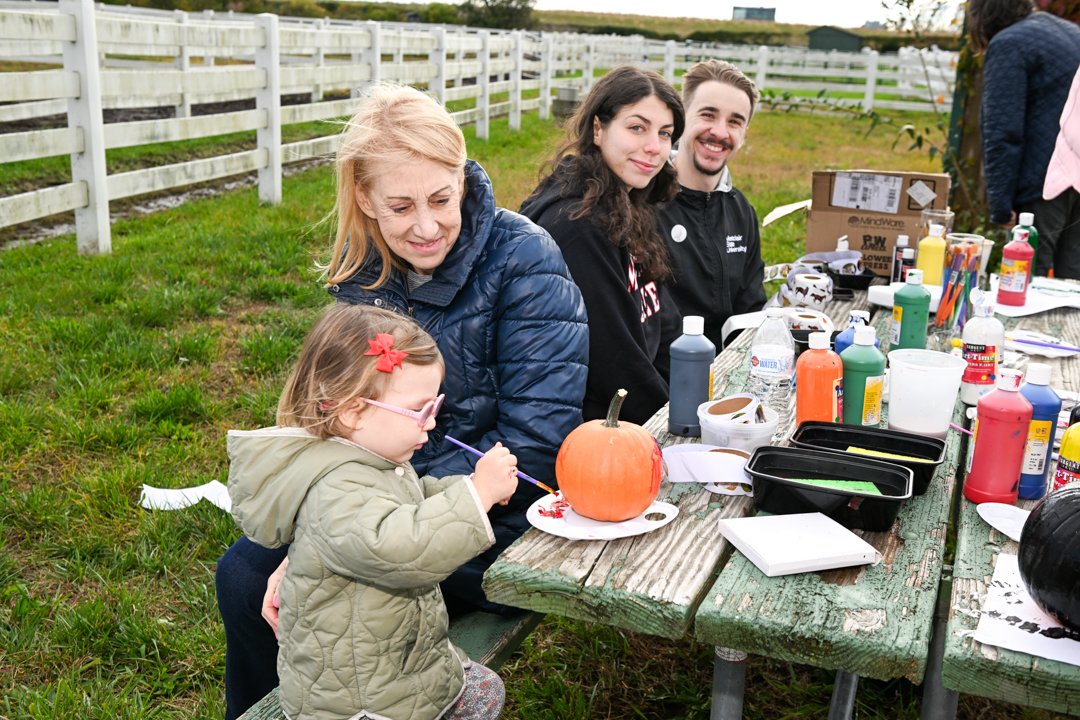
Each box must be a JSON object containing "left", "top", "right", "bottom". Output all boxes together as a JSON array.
[{"left": 329, "top": 160, "right": 589, "bottom": 611}]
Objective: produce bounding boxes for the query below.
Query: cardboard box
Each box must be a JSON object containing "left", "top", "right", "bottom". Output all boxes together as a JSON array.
[{"left": 806, "top": 170, "right": 951, "bottom": 277}]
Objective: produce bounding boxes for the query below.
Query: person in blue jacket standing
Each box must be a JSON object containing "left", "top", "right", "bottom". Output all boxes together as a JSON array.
[
  {"left": 659, "top": 60, "right": 766, "bottom": 349},
  {"left": 214, "top": 84, "right": 588, "bottom": 720},
  {"left": 969, "top": 0, "right": 1080, "bottom": 278}
]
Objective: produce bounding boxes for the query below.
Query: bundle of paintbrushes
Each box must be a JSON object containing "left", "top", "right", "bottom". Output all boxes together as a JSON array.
[{"left": 935, "top": 240, "right": 982, "bottom": 331}]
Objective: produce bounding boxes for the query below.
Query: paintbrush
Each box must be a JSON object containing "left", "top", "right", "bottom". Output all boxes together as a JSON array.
[{"left": 444, "top": 434, "right": 559, "bottom": 496}]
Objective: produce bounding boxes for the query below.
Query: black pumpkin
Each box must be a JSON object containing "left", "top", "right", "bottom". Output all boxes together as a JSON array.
[{"left": 1017, "top": 485, "right": 1080, "bottom": 632}]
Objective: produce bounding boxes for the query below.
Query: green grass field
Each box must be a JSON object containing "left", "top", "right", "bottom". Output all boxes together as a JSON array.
[{"left": 0, "top": 107, "right": 1063, "bottom": 719}]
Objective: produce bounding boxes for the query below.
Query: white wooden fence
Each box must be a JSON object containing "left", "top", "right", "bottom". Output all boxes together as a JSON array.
[{"left": 0, "top": 1, "right": 957, "bottom": 255}]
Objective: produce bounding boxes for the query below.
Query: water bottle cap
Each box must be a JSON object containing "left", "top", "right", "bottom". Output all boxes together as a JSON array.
[
  {"left": 853, "top": 325, "right": 877, "bottom": 346},
  {"left": 808, "top": 331, "right": 830, "bottom": 350},
  {"left": 905, "top": 269, "right": 924, "bottom": 285},
  {"left": 1018, "top": 212, "right": 1034, "bottom": 226},
  {"left": 996, "top": 368, "right": 1023, "bottom": 391},
  {"left": 765, "top": 307, "right": 784, "bottom": 319},
  {"left": 902, "top": 248, "right": 915, "bottom": 259},
  {"left": 682, "top": 315, "right": 704, "bottom": 335},
  {"left": 1025, "top": 362, "right": 1051, "bottom": 386},
  {"left": 895, "top": 234, "right": 909, "bottom": 247}
]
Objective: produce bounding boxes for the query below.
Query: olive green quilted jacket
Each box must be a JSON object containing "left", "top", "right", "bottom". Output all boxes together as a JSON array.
[{"left": 227, "top": 427, "right": 496, "bottom": 720}]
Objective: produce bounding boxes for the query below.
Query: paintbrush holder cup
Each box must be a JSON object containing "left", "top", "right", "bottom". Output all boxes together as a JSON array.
[{"left": 945, "top": 233, "right": 989, "bottom": 290}]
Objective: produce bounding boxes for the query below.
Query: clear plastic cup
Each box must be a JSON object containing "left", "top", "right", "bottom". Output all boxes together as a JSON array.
[{"left": 886, "top": 349, "right": 966, "bottom": 438}]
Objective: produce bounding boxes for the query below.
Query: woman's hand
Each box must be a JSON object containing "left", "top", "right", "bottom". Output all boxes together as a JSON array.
[
  {"left": 261, "top": 557, "right": 288, "bottom": 639},
  {"left": 472, "top": 442, "right": 519, "bottom": 511}
]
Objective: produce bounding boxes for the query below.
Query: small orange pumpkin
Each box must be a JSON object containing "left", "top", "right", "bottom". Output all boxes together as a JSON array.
[{"left": 555, "top": 389, "right": 663, "bottom": 522}]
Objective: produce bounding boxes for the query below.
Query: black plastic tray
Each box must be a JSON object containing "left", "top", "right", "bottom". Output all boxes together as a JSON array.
[
  {"left": 789, "top": 422, "right": 946, "bottom": 496},
  {"left": 746, "top": 446, "right": 913, "bottom": 531},
  {"left": 827, "top": 267, "right": 876, "bottom": 290}
]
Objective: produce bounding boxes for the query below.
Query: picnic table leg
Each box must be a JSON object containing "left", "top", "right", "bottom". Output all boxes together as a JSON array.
[
  {"left": 827, "top": 671, "right": 859, "bottom": 719},
  {"left": 920, "top": 571, "right": 959, "bottom": 720},
  {"left": 710, "top": 646, "right": 747, "bottom": 720}
]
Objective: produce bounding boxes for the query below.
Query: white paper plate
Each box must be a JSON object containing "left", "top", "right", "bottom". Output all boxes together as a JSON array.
[
  {"left": 526, "top": 495, "right": 678, "bottom": 541},
  {"left": 976, "top": 502, "right": 1030, "bottom": 543},
  {"left": 662, "top": 443, "right": 753, "bottom": 495}
]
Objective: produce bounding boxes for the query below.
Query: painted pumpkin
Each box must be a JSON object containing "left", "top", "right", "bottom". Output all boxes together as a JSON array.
[
  {"left": 1017, "top": 484, "right": 1080, "bottom": 632},
  {"left": 555, "top": 389, "right": 663, "bottom": 522}
]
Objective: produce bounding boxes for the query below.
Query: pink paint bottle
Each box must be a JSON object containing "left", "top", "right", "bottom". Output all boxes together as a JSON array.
[{"left": 964, "top": 368, "right": 1033, "bottom": 505}]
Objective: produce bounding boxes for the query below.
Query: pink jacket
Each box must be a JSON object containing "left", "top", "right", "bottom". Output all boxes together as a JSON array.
[{"left": 1045, "top": 67, "right": 1080, "bottom": 200}]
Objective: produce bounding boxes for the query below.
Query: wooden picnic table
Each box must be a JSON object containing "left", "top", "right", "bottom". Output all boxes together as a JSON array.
[
  {"left": 941, "top": 301, "right": 1080, "bottom": 716},
  {"left": 483, "top": 287, "right": 967, "bottom": 718}
]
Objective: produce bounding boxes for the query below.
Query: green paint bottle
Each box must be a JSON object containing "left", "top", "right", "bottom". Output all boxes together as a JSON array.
[
  {"left": 890, "top": 268, "right": 931, "bottom": 350},
  {"left": 840, "top": 325, "right": 887, "bottom": 427}
]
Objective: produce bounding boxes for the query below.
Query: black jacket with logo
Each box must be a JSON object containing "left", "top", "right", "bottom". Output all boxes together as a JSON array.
[
  {"left": 521, "top": 173, "right": 682, "bottom": 425},
  {"left": 659, "top": 177, "right": 767, "bottom": 349}
]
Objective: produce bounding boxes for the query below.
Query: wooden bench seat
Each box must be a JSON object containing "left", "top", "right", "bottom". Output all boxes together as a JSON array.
[{"left": 237, "top": 610, "right": 542, "bottom": 720}]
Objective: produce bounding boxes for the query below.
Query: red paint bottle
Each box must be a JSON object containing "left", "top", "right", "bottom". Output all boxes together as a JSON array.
[
  {"left": 997, "top": 228, "right": 1034, "bottom": 306},
  {"left": 965, "top": 368, "right": 1034, "bottom": 505}
]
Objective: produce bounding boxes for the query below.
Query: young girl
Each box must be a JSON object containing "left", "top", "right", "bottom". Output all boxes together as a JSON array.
[{"left": 227, "top": 304, "right": 518, "bottom": 720}]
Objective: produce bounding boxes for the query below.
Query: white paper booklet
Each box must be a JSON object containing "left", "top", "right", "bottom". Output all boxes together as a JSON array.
[{"left": 717, "top": 512, "right": 882, "bottom": 577}]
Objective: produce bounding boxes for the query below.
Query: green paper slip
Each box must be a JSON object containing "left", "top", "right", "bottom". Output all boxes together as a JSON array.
[
  {"left": 789, "top": 478, "right": 883, "bottom": 495},
  {"left": 845, "top": 446, "right": 930, "bottom": 463}
]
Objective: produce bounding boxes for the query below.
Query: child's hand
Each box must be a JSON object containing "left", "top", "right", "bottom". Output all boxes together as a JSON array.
[{"left": 472, "top": 442, "right": 518, "bottom": 511}]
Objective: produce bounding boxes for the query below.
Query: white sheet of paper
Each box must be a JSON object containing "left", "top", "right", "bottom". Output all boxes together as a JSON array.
[
  {"left": 140, "top": 480, "right": 232, "bottom": 513},
  {"left": 972, "top": 553, "right": 1080, "bottom": 667},
  {"left": 991, "top": 276, "right": 1080, "bottom": 318}
]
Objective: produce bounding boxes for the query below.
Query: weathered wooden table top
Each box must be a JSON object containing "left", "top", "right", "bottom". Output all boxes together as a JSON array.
[
  {"left": 693, "top": 309, "right": 962, "bottom": 684},
  {"left": 942, "top": 303, "right": 1080, "bottom": 714},
  {"left": 482, "top": 294, "right": 871, "bottom": 640}
]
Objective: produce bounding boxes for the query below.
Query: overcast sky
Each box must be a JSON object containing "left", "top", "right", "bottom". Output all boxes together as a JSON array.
[{"left": 533, "top": 0, "right": 962, "bottom": 30}]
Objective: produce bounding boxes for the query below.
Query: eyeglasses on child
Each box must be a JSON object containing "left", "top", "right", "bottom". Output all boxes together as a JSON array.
[{"left": 356, "top": 393, "right": 445, "bottom": 427}]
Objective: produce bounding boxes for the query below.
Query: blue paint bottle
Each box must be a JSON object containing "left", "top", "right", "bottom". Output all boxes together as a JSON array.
[{"left": 1018, "top": 363, "right": 1062, "bottom": 499}]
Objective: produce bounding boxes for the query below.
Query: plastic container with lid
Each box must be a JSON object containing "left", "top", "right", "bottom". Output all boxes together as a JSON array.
[
  {"left": 965, "top": 368, "right": 1034, "bottom": 504},
  {"left": 840, "top": 325, "right": 886, "bottom": 427},
  {"left": 916, "top": 223, "right": 947, "bottom": 286},
  {"left": 891, "top": 268, "right": 931, "bottom": 350},
  {"left": 998, "top": 228, "right": 1034, "bottom": 306},
  {"left": 795, "top": 331, "right": 843, "bottom": 426},
  {"left": 1018, "top": 363, "right": 1061, "bottom": 500},
  {"left": 891, "top": 234, "right": 910, "bottom": 283},
  {"left": 959, "top": 289, "right": 1004, "bottom": 405},
  {"left": 668, "top": 315, "right": 716, "bottom": 436}
]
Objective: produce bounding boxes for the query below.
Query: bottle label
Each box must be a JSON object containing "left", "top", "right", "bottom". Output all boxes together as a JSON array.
[
  {"left": 1053, "top": 455, "right": 1080, "bottom": 491},
  {"left": 967, "top": 417, "right": 978, "bottom": 474},
  {"left": 961, "top": 343, "right": 997, "bottom": 385},
  {"left": 708, "top": 369, "right": 714, "bottom": 400},
  {"left": 833, "top": 377, "right": 844, "bottom": 423},
  {"left": 1022, "top": 420, "right": 1053, "bottom": 474},
  {"left": 861, "top": 374, "right": 884, "bottom": 425},
  {"left": 890, "top": 306, "right": 903, "bottom": 344},
  {"left": 751, "top": 352, "right": 794, "bottom": 377},
  {"left": 1000, "top": 258, "right": 1030, "bottom": 292}
]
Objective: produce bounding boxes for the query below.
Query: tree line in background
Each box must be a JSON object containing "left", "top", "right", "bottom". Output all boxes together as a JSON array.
[{"left": 97, "top": 0, "right": 961, "bottom": 49}]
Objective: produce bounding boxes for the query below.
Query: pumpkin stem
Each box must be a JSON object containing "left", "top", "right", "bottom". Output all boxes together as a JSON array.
[{"left": 604, "top": 389, "right": 628, "bottom": 428}]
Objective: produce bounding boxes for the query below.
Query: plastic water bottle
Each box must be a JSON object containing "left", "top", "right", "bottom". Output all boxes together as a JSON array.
[
  {"left": 833, "top": 310, "right": 878, "bottom": 356},
  {"left": 965, "top": 368, "right": 1033, "bottom": 505},
  {"left": 1018, "top": 363, "right": 1061, "bottom": 500},
  {"left": 668, "top": 315, "right": 716, "bottom": 437},
  {"left": 890, "top": 268, "right": 931, "bottom": 350},
  {"left": 749, "top": 307, "right": 795, "bottom": 426}
]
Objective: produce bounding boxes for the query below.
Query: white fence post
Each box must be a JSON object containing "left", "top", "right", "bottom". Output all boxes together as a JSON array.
[
  {"left": 585, "top": 39, "right": 595, "bottom": 92},
  {"left": 755, "top": 44, "right": 769, "bottom": 92},
  {"left": 539, "top": 33, "right": 553, "bottom": 120},
  {"left": 202, "top": 9, "right": 216, "bottom": 65},
  {"left": 174, "top": 10, "right": 191, "bottom": 118},
  {"left": 60, "top": 0, "right": 110, "bottom": 255},
  {"left": 430, "top": 26, "right": 446, "bottom": 105},
  {"left": 664, "top": 39, "right": 676, "bottom": 84},
  {"left": 510, "top": 30, "right": 522, "bottom": 131},
  {"left": 862, "top": 49, "right": 879, "bottom": 112},
  {"left": 360, "top": 20, "right": 381, "bottom": 97},
  {"left": 255, "top": 13, "right": 282, "bottom": 205},
  {"left": 312, "top": 17, "right": 327, "bottom": 102},
  {"left": 478, "top": 30, "right": 491, "bottom": 140}
]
